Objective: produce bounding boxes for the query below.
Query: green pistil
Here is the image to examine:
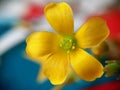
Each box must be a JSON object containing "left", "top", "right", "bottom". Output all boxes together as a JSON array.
[{"left": 59, "top": 35, "right": 77, "bottom": 53}]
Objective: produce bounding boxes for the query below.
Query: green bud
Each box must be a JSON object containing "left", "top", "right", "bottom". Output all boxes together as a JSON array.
[{"left": 104, "top": 60, "right": 120, "bottom": 77}]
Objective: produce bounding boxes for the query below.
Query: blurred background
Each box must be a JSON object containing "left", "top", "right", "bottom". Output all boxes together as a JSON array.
[{"left": 0, "top": 0, "right": 120, "bottom": 90}]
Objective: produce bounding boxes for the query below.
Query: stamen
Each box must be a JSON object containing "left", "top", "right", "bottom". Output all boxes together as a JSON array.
[
  {"left": 72, "top": 46, "right": 75, "bottom": 50},
  {"left": 59, "top": 35, "right": 77, "bottom": 52},
  {"left": 60, "top": 44, "right": 62, "bottom": 47},
  {"left": 67, "top": 50, "right": 70, "bottom": 54},
  {"left": 69, "top": 39, "right": 72, "bottom": 43}
]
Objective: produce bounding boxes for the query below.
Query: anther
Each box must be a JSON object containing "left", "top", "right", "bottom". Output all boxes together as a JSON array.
[
  {"left": 69, "top": 39, "right": 72, "bottom": 43},
  {"left": 60, "top": 44, "right": 62, "bottom": 47},
  {"left": 72, "top": 46, "right": 75, "bottom": 50},
  {"left": 67, "top": 50, "right": 70, "bottom": 54}
]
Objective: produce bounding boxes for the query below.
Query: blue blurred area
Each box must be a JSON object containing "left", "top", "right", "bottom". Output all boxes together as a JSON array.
[
  {"left": 0, "top": 19, "right": 117, "bottom": 90},
  {"left": 0, "top": 41, "right": 53, "bottom": 90},
  {"left": 0, "top": 18, "right": 18, "bottom": 35}
]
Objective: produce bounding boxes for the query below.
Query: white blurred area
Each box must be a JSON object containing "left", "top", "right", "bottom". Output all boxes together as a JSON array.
[
  {"left": 0, "top": 0, "right": 118, "bottom": 55},
  {"left": 79, "top": 0, "right": 117, "bottom": 14},
  {"left": 0, "top": 0, "right": 28, "bottom": 18}
]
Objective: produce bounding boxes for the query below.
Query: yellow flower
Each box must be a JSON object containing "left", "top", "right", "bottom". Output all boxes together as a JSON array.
[{"left": 26, "top": 2, "right": 109, "bottom": 85}]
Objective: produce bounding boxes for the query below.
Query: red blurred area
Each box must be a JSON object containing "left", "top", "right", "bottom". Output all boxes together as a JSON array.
[
  {"left": 89, "top": 9, "right": 120, "bottom": 40},
  {"left": 84, "top": 81, "right": 120, "bottom": 90},
  {"left": 94, "top": 9, "right": 120, "bottom": 51},
  {"left": 23, "top": 4, "right": 44, "bottom": 21},
  {"left": 100, "top": 9, "right": 120, "bottom": 51},
  {"left": 99, "top": 9, "right": 120, "bottom": 40}
]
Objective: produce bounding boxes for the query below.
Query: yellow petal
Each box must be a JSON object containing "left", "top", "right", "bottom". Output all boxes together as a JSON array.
[
  {"left": 42, "top": 50, "right": 69, "bottom": 85},
  {"left": 44, "top": 2, "right": 74, "bottom": 35},
  {"left": 75, "top": 17, "right": 109, "bottom": 48},
  {"left": 70, "top": 48, "right": 104, "bottom": 81},
  {"left": 26, "top": 32, "right": 58, "bottom": 63}
]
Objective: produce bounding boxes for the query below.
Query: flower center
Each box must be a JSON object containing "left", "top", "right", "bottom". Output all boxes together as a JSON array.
[{"left": 59, "top": 35, "right": 77, "bottom": 53}]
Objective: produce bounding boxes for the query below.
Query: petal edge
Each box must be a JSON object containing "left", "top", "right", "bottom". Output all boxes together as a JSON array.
[
  {"left": 44, "top": 2, "right": 74, "bottom": 35},
  {"left": 42, "top": 51, "right": 69, "bottom": 85},
  {"left": 26, "top": 31, "right": 58, "bottom": 62},
  {"left": 70, "top": 48, "right": 104, "bottom": 81},
  {"left": 75, "top": 17, "right": 109, "bottom": 48}
]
